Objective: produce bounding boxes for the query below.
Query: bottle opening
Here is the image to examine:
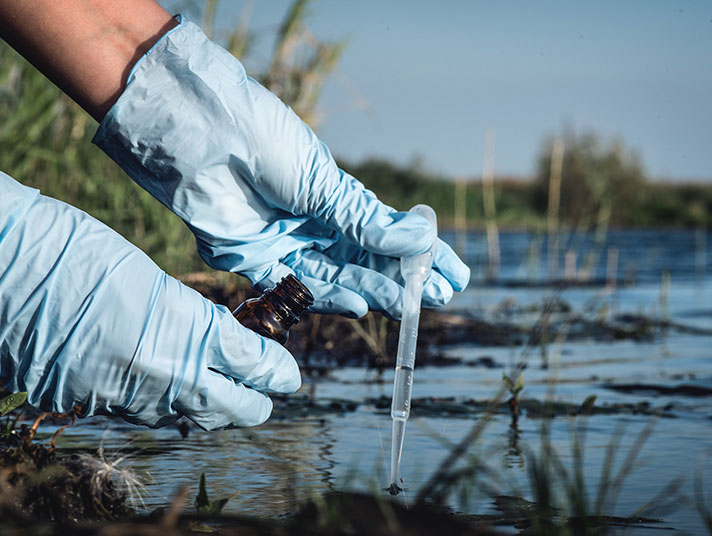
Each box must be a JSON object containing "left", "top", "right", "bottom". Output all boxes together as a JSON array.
[{"left": 279, "top": 274, "right": 314, "bottom": 309}]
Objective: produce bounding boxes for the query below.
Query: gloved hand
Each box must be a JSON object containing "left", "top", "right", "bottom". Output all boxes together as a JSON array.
[
  {"left": 0, "top": 172, "right": 300, "bottom": 430},
  {"left": 93, "top": 16, "right": 470, "bottom": 319}
]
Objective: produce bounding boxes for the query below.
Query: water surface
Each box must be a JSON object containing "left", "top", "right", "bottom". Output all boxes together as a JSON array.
[{"left": 50, "top": 229, "right": 712, "bottom": 534}]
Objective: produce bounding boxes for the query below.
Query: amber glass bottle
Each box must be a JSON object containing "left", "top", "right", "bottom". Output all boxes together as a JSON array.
[{"left": 233, "top": 274, "right": 314, "bottom": 344}]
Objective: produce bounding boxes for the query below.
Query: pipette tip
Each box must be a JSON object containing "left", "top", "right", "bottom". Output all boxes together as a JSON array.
[{"left": 387, "top": 482, "right": 403, "bottom": 496}]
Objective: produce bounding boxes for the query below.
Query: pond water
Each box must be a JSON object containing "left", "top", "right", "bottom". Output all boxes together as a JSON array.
[{"left": 46, "top": 229, "right": 711, "bottom": 534}]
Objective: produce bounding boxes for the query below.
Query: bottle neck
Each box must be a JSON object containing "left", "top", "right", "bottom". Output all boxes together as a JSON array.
[{"left": 264, "top": 274, "right": 314, "bottom": 328}]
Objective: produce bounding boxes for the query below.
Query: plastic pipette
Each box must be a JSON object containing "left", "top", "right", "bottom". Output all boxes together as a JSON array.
[{"left": 389, "top": 204, "right": 437, "bottom": 495}]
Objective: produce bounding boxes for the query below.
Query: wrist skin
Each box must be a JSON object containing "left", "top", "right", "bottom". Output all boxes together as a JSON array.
[{"left": 0, "top": 0, "right": 177, "bottom": 121}]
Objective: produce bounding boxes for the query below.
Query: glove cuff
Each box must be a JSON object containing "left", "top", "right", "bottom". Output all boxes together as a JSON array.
[
  {"left": 92, "top": 16, "right": 330, "bottom": 281},
  {"left": 124, "top": 14, "right": 185, "bottom": 85}
]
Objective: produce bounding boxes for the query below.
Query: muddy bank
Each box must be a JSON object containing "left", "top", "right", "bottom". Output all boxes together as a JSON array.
[
  {"left": 265, "top": 393, "right": 678, "bottom": 421},
  {"left": 182, "top": 272, "right": 712, "bottom": 373},
  {"left": 0, "top": 416, "right": 130, "bottom": 524},
  {"left": 604, "top": 382, "right": 712, "bottom": 397}
]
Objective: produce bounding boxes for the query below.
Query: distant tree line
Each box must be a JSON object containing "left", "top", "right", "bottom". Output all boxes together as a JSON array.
[{"left": 341, "top": 129, "right": 712, "bottom": 230}]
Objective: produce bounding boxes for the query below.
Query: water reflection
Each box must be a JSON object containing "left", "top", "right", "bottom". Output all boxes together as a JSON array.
[{"left": 503, "top": 421, "right": 524, "bottom": 469}]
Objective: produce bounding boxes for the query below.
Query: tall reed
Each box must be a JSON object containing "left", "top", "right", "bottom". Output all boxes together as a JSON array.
[
  {"left": 454, "top": 176, "right": 468, "bottom": 261},
  {"left": 547, "top": 139, "right": 564, "bottom": 279}
]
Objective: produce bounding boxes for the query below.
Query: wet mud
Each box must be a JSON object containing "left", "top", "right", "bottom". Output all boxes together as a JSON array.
[
  {"left": 183, "top": 273, "right": 712, "bottom": 374},
  {"left": 0, "top": 413, "right": 130, "bottom": 524},
  {"left": 265, "top": 392, "right": 680, "bottom": 420}
]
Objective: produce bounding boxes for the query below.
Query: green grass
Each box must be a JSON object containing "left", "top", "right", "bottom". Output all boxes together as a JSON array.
[
  {"left": 0, "top": 0, "right": 346, "bottom": 278},
  {"left": 0, "top": 44, "right": 204, "bottom": 276},
  {"left": 341, "top": 158, "right": 712, "bottom": 230}
]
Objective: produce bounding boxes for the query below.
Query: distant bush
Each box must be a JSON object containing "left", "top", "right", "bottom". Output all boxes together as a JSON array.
[
  {"left": 532, "top": 128, "right": 647, "bottom": 228},
  {"left": 346, "top": 153, "right": 711, "bottom": 229},
  {"left": 340, "top": 158, "right": 454, "bottom": 215},
  {"left": 341, "top": 158, "right": 548, "bottom": 228},
  {"left": 632, "top": 182, "right": 712, "bottom": 227}
]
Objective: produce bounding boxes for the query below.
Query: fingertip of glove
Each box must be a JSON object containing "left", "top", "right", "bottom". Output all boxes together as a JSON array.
[
  {"left": 434, "top": 240, "right": 471, "bottom": 292},
  {"left": 299, "top": 277, "right": 370, "bottom": 318},
  {"left": 183, "top": 379, "right": 275, "bottom": 430},
  {"left": 224, "top": 389, "right": 274, "bottom": 428},
  {"left": 358, "top": 211, "right": 434, "bottom": 257},
  {"left": 263, "top": 339, "right": 302, "bottom": 393},
  {"left": 388, "top": 212, "right": 435, "bottom": 254},
  {"left": 247, "top": 394, "right": 274, "bottom": 427},
  {"left": 448, "top": 262, "right": 471, "bottom": 292},
  {"left": 422, "top": 271, "right": 454, "bottom": 308}
]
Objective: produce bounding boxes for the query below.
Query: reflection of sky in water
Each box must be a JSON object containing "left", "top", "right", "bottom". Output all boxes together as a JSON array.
[
  {"left": 450, "top": 282, "right": 712, "bottom": 329},
  {"left": 44, "top": 230, "right": 711, "bottom": 534},
  {"left": 441, "top": 229, "right": 710, "bottom": 286}
]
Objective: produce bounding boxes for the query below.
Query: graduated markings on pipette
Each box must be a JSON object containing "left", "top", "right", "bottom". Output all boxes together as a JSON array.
[{"left": 392, "top": 365, "right": 414, "bottom": 419}]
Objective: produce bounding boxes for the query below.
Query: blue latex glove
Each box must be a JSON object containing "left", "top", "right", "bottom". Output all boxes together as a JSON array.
[
  {"left": 0, "top": 172, "right": 300, "bottom": 430},
  {"left": 93, "top": 16, "right": 470, "bottom": 319}
]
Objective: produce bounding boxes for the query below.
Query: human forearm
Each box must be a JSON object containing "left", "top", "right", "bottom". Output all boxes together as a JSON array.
[{"left": 0, "top": 0, "right": 176, "bottom": 120}]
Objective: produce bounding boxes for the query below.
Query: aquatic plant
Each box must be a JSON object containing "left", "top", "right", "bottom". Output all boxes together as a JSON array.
[
  {"left": 0, "top": 392, "right": 26, "bottom": 446},
  {"left": 195, "top": 472, "right": 237, "bottom": 516},
  {"left": 348, "top": 312, "right": 391, "bottom": 370},
  {"left": 414, "top": 385, "right": 506, "bottom": 509},
  {"left": 532, "top": 128, "right": 646, "bottom": 229},
  {"left": 508, "top": 413, "right": 690, "bottom": 535},
  {"left": 0, "top": 391, "right": 27, "bottom": 418}
]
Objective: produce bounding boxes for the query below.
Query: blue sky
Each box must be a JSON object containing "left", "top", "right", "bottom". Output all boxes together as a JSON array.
[{"left": 177, "top": 1, "right": 712, "bottom": 181}]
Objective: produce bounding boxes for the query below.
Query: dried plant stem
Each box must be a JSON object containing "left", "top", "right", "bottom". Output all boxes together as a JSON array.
[
  {"left": 454, "top": 176, "right": 467, "bottom": 260},
  {"left": 481, "top": 128, "right": 499, "bottom": 280},
  {"left": 547, "top": 139, "right": 565, "bottom": 279},
  {"left": 29, "top": 412, "right": 49, "bottom": 440},
  {"left": 49, "top": 411, "right": 77, "bottom": 451}
]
